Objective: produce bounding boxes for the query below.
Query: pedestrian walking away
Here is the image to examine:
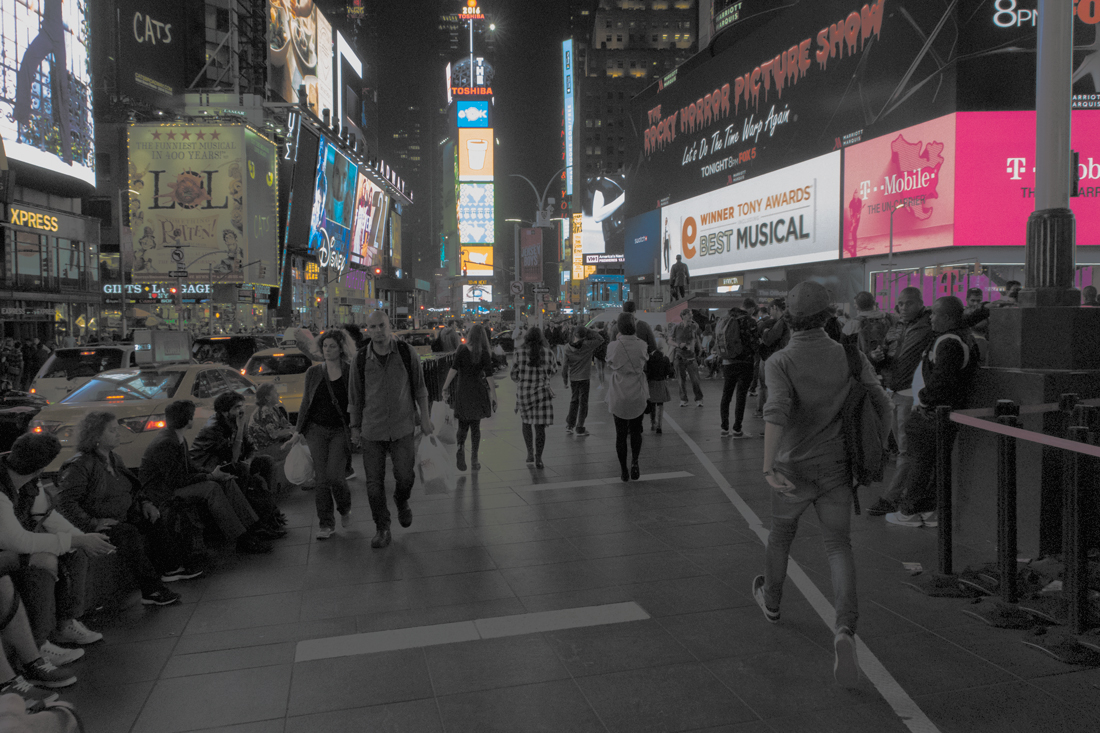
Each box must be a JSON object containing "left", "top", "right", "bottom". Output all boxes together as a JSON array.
[
  {"left": 754, "top": 280, "right": 891, "bottom": 688},
  {"left": 715, "top": 299, "right": 758, "bottom": 438},
  {"left": 606, "top": 313, "right": 649, "bottom": 482},
  {"left": 562, "top": 325, "right": 604, "bottom": 437},
  {"left": 441, "top": 324, "right": 498, "bottom": 471},
  {"left": 290, "top": 329, "right": 358, "bottom": 540},
  {"left": 350, "top": 311, "right": 434, "bottom": 549},
  {"left": 510, "top": 327, "right": 559, "bottom": 469}
]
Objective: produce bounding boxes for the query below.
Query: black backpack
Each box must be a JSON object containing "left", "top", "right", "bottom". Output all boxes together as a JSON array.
[
  {"left": 840, "top": 345, "right": 887, "bottom": 514},
  {"left": 716, "top": 314, "right": 758, "bottom": 361}
]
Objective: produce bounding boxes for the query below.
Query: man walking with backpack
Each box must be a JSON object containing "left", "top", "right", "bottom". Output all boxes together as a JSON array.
[
  {"left": 753, "top": 281, "right": 891, "bottom": 687},
  {"left": 716, "top": 299, "right": 759, "bottom": 437}
]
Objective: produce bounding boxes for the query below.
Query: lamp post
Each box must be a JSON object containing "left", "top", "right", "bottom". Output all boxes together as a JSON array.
[{"left": 509, "top": 168, "right": 566, "bottom": 332}]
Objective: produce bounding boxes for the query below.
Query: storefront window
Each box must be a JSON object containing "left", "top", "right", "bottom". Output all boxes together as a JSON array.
[
  {"left": 57, "top": 238, "right": 83, "bottom": 288},
  {"left": 16, "top": 231, "right": 44, "bottom": 289}
]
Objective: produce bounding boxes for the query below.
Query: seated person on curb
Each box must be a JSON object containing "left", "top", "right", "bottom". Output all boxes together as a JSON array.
[
  {"left": 138, "top": 400, "right": 276, "bottom": 554},
  {"left": 0, "top": 434, "right": 117, "bottom": 698},
  {"left": 55, "top": 412, "right": 191, "bottom": 607},
  {"left": 885, "top": 296, "right": 978, "bottom": 528},
  {"left": 246, "top": 384, "right": 295, "bottom": 491},
  {"left": 189, "top": 393, "right": 286, "bottom": 532}
]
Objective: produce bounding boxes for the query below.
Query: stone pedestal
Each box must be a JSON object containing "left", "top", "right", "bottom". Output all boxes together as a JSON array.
[{"left": 987, "top": 307, "right": 1100, "bottom": 370}]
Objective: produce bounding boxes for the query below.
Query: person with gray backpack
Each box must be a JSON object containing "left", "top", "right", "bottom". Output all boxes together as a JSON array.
[{"left": 716, "top": 298, "right": 760, "bottom": 438}]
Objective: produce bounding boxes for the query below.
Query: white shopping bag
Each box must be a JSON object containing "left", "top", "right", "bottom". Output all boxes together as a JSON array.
[
  {"left": 284, "top": 441, "right": 315, "bottom": 485},
  {"left": 430, "top": 401, "right": 458, "bottom": 444},
  {"left": 416, "top": 435, "right": 457, "bottom": 495}
]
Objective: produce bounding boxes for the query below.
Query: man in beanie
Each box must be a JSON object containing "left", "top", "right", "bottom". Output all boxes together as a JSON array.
[{"left": 752, "top": 280, "right": 891, "bottom": 688}]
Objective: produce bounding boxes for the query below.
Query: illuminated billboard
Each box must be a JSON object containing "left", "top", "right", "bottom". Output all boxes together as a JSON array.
[
  {"left": 457, "top": 101, "right": 489, "bottom": 128},
  {"left": 307, "top": 138, "right": 358, "bottom": 274},
  {"left": 460, "top": 245, "right": 494, "bottom": 276},
  {"left": 458, "top": 184, "right": 494, "bottom": 244},
  {"left": 351, "top": 173, "right": 383, "bottom": 267},
  {"left": 267, "top": 0, "right": 333, "bottom": 116},
  {"left": 116, "top": 0, "right": 187, "bottom": 105},
  {"left": 0, "top": 0, "right": 95, "bottom": 188},
  {"left": 458, "top": 128, "right": 494, "bottom": 181},
  {"left": 563, "top": 40, "right": 574, "bottom": 197},
  {"left": 128, "top": 124, "right": 278, "bottom": 283},
  {"left": 463, "top": 284, "right": 493, "bottom": 303},
  {"left": 581, "top": 173, "right": 626, "bottom": 256}
]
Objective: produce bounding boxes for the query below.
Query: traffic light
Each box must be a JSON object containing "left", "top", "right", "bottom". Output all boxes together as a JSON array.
[
  {"left": 169, "top": 287, "right": 181, "bottom": 307},
  {"left": 259, "top": 264, "right": 267, "bottom": 278},
  {"left": 372, "top": 266, "right": 383, "bottom": 277}
]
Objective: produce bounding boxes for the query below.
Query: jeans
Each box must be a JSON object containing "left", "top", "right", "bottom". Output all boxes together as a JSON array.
[
  {"left": 104, "top": 521, "right": 164, "bottom": 595},
  {"left": 763, "top": 457, "right": 858, "bottom": 633},
  {"left": 898, "top": 408, "right": 956, "bottom": 515},
  {"left": 882, "top": 391, "right": 914, "bottom": 503},
  {"left": 306, "top": 423, "right": 352, "bottom": 529},
  {"left": 614, "top": 414, "right": 644, "bottom": 470},
  {"left": 566, "top": 379, "right": 591, "bottom": 430},
  {"left": 175, "top": 479, "right": 257, "bottom": 541},
  {"left": 719, "top": 361, "right": 753, "bottom": 431},
  {"left": 363, "top": 433, "right": 416, "bottom": 530},
  {"left": 675, "top": 355, "right": 703, "bottom": 402},
  {"left": 14, "top": 551, "right": 88, "bottom": 646}
]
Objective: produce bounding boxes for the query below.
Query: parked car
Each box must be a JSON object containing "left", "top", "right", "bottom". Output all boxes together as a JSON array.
[
  {"left": 397, "top": 329, "right": 441, "bottom": 358},
  {"left": 29, "top": 362, "right": 258, "bottom": 474},
  {"left": 30, "top": 346, "right": 138, "bottom": 405},
  {"left": 240, "top": 348, "right": 319, "bottom": 421},
  {"left": 0, "top": 388, "right": 50, "bottom": 452}
]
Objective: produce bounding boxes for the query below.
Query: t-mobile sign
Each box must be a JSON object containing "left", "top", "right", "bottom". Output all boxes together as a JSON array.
[{"left": 954, "top": 111, "right": 1100, "bottom": 247}]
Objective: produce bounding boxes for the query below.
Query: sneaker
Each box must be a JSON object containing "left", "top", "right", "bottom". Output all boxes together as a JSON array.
[
  {"left": 748, "top": 389, "right": 758, "bottom": 397},
  {"left": 371, "top": 527, "right": 392, "bottom": 548},
  {"left": 833, "top": 627, "right": 861, "bottom": 687},
  {"left": 679, "top": 401, "right": 688, "bottom": 407},
  {"left": 730, "top": 429, "right": 744, "bottom": 438},
  {"left": 22, "top": 658, "right": 76, "bottom": 690},
  {"left": 317, "top": 526, "right": 335, "bottom": 540},
  {"left": 397, "top": 502, "right": 413, "bottom": 528},
  {"left": 141, "top": 588, "right": 182, "bottom": 606},
  {"left": 752, "top": 575, "right": 780, "bottom": 623},
  {"left": 865, "top": 498, "right": 897, "bottom": 517},
  {"left": 655, "top": 427, "right": 662, "bottom": 434},
  {"left": 0, "top": 675, "right": 59, "bottom": 710},
  {"left": 920, "top": 511, "right": 939, "bottom": 528},
  {"left": 54, "top": 619, "right": 101, "bottom": 646},
  {"left": 340, "top": 511, "right": 352, "bottom": 528},
  {"left": 566, "top": 426, "right": 574, "bottom": 435},
  {"left": 39, "top": 641, "right": 83, "bottom": 667},
  {"left": 695, "top": 401, "right": 704, "bottom": 408},
  {"left": 884, "top": 511, "right": 925, "bottom": 527},
  {"left": 160, "top": 566, "right": 204, "bottom": 583},
  {"left": 720, "top": 429, "right": 731, "bottom": 437},
  {"left": 575, "top": 427, "right": 589, "bottom": 436}
]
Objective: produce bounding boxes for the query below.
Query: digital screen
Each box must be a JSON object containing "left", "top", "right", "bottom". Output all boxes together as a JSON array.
[
  {"left": 350, "top": 173, "right": 382, "bottom": 267},
  {"left": 460, "top": 245, "right": 494, "bottom": 276},
  {"left": 458, "top": 128, "right": 494, "bottom": 181},
  {"left": 308, "top": 138, "right": 358, "bottom": 273},
  {"left": 562, "top": 40, "right": 574, "bottom": 196},
  {"left": 283, "top": 125, "right": 320, "bottom": 253},
  {"left": 463, "top": 284, "right": 493, "bottom": 303},
  {"left": 0, "top": 0, "right": 95, "bottom": 188},
  {"left": 458, "top": 183, "right": 494, "bottom": 244},
  {"left": 266, "top": 0, "right": 333, "bottom": 117},
  {"left": 624, "top": 209, "right": 661, "bottom": 281},
  {"left": 244, "top": 128, "right": 279, "bottom": 286},
  {"left": 457, "top": 101, "right": 489, "bottom": 128},
  {"left": 581, "top": 173, "right": 626, "bottom": 255}
]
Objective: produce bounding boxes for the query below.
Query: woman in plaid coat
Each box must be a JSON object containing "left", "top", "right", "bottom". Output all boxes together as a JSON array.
[{"left": 510, "top": 327, "right": 559, "bottom": 469}]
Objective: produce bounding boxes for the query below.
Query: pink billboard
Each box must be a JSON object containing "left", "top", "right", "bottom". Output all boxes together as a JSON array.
[
  {"left": 842, "top": 114, "right": 956, "bottom": 259},
  {"left": 955, "top": 111, "right": 1100, "bottom": 247}
]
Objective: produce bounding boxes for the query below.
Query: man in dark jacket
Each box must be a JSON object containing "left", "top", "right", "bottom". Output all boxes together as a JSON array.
[
  {"left": 139, "top": 400, "right": 274, "bottom": 554},
  {"left": 865, "top": 287, "right": 934, "bottom": 516},
  {"left": 563, "top": 326, "right": 604, "bottom": 436},
  {"left": 716, "top": 300, "right": 757, "bottom": 438},
  {"left": 885, "top": 296, "right": 977, "bottom": 527}
]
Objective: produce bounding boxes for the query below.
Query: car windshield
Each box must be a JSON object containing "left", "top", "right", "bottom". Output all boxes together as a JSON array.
[
  {"left": 40, "top": 349, "right": 126, "bottom": 379},
  {"left": 192, "top": 338, "right": 257, "bottom": 370},
  {"left": 245, "top": 354, "right": 312, "bottom": 376},
  {"left": 401, "top": 333, "right": 435, "bottom": 347},
  {"left": 62, "top": 371, "right": 184, "bottom": 403}
]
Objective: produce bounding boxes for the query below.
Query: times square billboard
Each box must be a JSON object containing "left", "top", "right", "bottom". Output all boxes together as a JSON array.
[{"left": 0, "top": 0, "right": 95, "bottom": 189}]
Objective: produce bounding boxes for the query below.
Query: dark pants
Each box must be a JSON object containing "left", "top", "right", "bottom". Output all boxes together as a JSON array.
[
  {"left": 720, "top": 361, "right": 754, "bottom": 431},
  {"left": 521, "top": 424, "right": 546, "bottom": 460},
  {"left": 457, "top": 419, "right": 482, "bottom": 456},
  {"left": 671, "top": 285, "right": 685, "bottom": 300},
  {"left": 899, "top": 408, "right": 957, "bottom": 515},
  {"left": 566, "top": 379, "right": 591, "bottom": 430},
  {"left": 614, "top": 414, "right": 644, "bottom": 470},
  {"left": 104, "top": 522, "right": 164, "bottom": 595},
  {"left": 14, "top": 551, "right": 87, "bottom": 647},
  {"left": 363, "top": 434, "right": 416, "bottom": 530},
  {"left": 175, "top": 479, "right": 257, "bottom": 541},
  {"left": 306, "top": 423, "right": 352, "bottom": 529}
]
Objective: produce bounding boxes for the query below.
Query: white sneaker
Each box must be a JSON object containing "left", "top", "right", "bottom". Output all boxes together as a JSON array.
[
  {"left": 695, "top": 401, "right": 704, "bottom": 408},
  {"left": 317, "top": 526, "right": 335, "bottom": 540},
  {"left": 920, "top": 511, "right": 939, "bottom": 528},
  {"left": 40, "top": 641, "right": 83, "bottom": 666},
  {"left": 53, "top": 619, "right": 102, "bottom": 646},
  {"left": 679, "top": 401, "right": 688, "bottom": 407},
  {"left": 833, "top": 627, "right": 861, "bottom": 687}
]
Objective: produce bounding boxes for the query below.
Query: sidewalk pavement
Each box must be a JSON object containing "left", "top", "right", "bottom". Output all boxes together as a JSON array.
[{"left": 66, "top": 373, "right": 1099, "bottom": 732}]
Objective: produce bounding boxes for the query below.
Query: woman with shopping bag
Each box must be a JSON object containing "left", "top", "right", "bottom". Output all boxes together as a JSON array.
[
  {"left": 440, "top": 324, "right": 498, "bottom": 471},
  {"left": 286, "top": 329, "right": 357, "bottom": 540}
]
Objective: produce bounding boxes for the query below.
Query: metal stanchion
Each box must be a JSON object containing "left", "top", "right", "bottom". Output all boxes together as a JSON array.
[
  {"left": 935, "top": 405, "right": 954, "bottom": 576},
  {"left": 1064, "top": 425, "right": 1089, "bottom": 635},
  {"left": 996, "top": 408, "right": 1020, "bottom": 604}
]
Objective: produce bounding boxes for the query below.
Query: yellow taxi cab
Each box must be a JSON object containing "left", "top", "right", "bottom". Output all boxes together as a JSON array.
[
  {"left": 397, "top": 329, "right": 443, "bottom": 358},
  {"left": 240, "top": 348, "right": 319, "bottom": 421},
  {"left": 29, "top": 362, "right": 258, "bottom": 474},
  {"left": 30, "top": 345, "right": 138, "bottom": 405}
]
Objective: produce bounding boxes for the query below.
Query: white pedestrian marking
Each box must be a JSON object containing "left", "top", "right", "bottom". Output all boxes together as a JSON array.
[
  {"left": 664, "top": 414, "right": 942, "bottom": 733},
  {"left": 515, "top": 471, "right": 694, "bottom": 492}
]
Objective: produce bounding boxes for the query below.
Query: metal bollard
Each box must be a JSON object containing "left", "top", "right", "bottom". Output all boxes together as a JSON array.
[
  {"left": 1063, "top": 425, "right": 1089, "bottom": 635},
  {"left": 935, "top": 405, "right": 953, "bottom": 576},
  {"left": 996, "top": 411, "right": 1019, "bottom": 604}
]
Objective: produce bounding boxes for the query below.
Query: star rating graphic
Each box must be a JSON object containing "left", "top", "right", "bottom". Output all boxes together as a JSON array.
[{"left": 151, "top": 131, "right": 161, "bottom": 140}]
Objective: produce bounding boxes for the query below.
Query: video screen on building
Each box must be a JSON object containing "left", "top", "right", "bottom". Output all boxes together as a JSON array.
[
  {"left": 458, "top": 128, "right": 494, "bottom": 181},
  {"left": 460, "top": 245, "right": 494, "bottom": 276},
  {"left": 351, "top": 173, "right": 383, "bottom": 267},
  {"left": 284, "top": 125, "right": 321, "bottom": 252},
  {"left": 463, "top": 284, "right": 493, "bottom": 303},
  {"left": 0, "top": 0, "right": 96, "bottom": 188},
  {"left": 308, "top": 138, "right": 358, "bottom": 273},
  {"left": 459, "top": 183, "right": 494, "bottom": 244},
  {"left": 266, "top": 0, "right": 333, "bottom": 116},
  {"left": 457, "top": 101, "right": 489, "bottom": 128},
  {"left": 581, "top": 173, "right": 626, "bottom": 256}
]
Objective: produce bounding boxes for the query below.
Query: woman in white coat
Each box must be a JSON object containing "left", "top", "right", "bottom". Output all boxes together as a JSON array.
[{"left": 606, "top": 312, "right": 649, "bottom": 482}]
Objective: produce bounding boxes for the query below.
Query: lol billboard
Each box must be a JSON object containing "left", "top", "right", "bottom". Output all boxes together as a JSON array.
[{"left": 127, "top": 124, "right": 279, "bottom": 284}]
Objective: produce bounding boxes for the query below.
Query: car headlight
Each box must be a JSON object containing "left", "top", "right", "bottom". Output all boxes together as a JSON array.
[{"left": 118, "top": 414, "right": 167, "bottom": 433}]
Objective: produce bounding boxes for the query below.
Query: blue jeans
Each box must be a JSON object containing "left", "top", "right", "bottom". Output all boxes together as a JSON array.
[
  {"left": 675, "top": 354, "right": 703, "bottom": 402},
  {"left": 566, "top": 379, "right": 590, "bottom": 430},
  {"left": 719, "top": 361, "right": 753, "bottom": 431},
  {"left": 305, "top": 423, "right": 351, "bottom": 529},
  {"left": 363, "top": 433, "right": 416, "bottom": 530},
  {"left": 883, "top": 391, "right": 914, "bottom": 502},
  {"left": 764, "top": 457, "right": 858, "bottom": 633}
]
